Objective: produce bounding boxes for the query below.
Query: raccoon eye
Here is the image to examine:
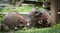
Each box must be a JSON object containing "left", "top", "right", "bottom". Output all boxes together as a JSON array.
[{"left": 20, "top": 22, "right": 23, "bottom": 23}]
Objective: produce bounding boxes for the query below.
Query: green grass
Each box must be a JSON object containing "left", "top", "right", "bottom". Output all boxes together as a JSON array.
[
  {"left": 15, "top": 24, "right": 60, "bottom": 33},
  {"left": 3, "top": 24, "right": 58, "bottom": 33},
  {"left": 0, "top": 24, "right": 59, "bottom": 33},
  {"left": 15, "top": 28, "right": 50, "bottom": 33},
  {"left": 0, "top": 17, "right": 60, "bottom": 33}
]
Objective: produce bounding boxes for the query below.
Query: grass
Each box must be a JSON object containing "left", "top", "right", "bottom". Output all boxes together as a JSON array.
[
  {"left": 0, "top": 24, "right": 60, "bottom": 33},
  {"left": 15, "top": 24, "right": 60, "bottom": 33},
  {"left": 16, "top": 28, "right": 50, "bottom": 33},
  {"left": 2, "top": 24, "right": 59, "bottom": 33}
]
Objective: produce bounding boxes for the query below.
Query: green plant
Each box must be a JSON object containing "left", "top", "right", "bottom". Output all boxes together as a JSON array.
[
  {"left": 0, "top": 5, "right": 45, "bottom": 13},
  {"left": 37, "top": 0, "right": 44, "bottom": 2}
]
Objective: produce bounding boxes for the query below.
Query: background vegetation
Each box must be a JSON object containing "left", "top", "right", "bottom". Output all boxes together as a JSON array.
[
  {"left": 0, "top": 5, "right": 45, "bottom": 13},
  {"left": 0, "top": 0, "right": 60, "bottom": 33},
  {"left": 0, "top": 5, "right": 60, "bottom": 33}
]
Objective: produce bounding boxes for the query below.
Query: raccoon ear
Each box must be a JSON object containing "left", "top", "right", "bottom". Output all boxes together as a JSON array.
[
  {"left": 35, "top": 11, "right": 38, "bottom": 13},
  {"left": 20, "top": 22, "right": 23, "bottom": 23}
]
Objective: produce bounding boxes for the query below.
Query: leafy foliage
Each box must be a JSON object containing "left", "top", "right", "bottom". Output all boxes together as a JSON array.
[
  {"left": 0, "top": 5, "right": 45, "bottom": 13},
  {"left": 37, "top": 0, "right": 44, "bottom": 2}
]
